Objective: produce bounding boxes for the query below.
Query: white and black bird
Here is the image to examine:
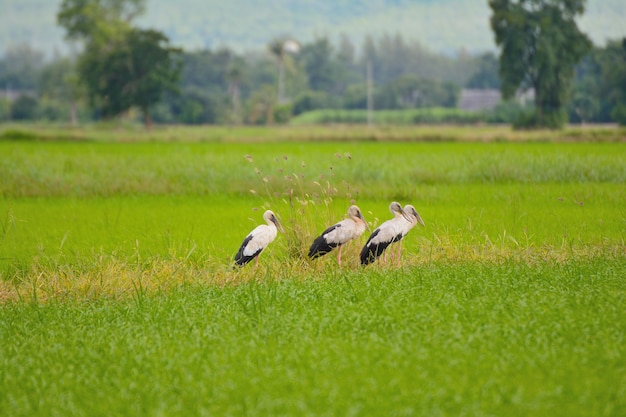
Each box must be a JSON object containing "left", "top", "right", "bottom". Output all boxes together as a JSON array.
[
  {"left": 392, "top": 204, "right": 425, "bottom": 266},
  {"left": 234, "top": 210, "right": 283, "bottom": 267},
  {"left": 360, "top": 202, "right": 411, "bottom": 265},
  {"left": 308, "top": 205, "right": 369, "bottom": 265}
]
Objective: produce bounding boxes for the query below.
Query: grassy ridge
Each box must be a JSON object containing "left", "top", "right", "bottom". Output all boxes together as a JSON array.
[
  {"left": 1, "top": 137, "right": 625, "bottom": 299},
  {"left": 2, "top": 261, "right": 625, "bottom": 416},
  {"left": 1, "top": 123, "right": 625, "bottom": 144}
]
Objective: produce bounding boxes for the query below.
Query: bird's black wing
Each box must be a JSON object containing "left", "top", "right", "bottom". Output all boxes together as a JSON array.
[
  {"left": 234, "top": 234, "right": 262, "bottom": 266},
  {"left": 308, "top": 224, "right": 341, "bottom": 259},
  {"left": 360, "top": 228, "right": 394, "bottom": 265}
]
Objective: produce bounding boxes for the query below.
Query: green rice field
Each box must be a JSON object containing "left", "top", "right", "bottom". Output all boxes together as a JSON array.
[{"left": 0, "top": 125, "right": 625, "bottom": 416}]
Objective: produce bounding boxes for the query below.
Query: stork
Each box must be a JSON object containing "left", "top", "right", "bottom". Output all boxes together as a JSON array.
[
  {"left": 392, "top": 204, "right": 425, "bottom": 266},
  {"left": 308, "top": 205, "right": 369, "bottom": 265},
  {"left": 234, "top": 210, "right": 283, "bottom": 268},
  {"left": 360, "top": 202, "right": 409, "bottom": 265}
]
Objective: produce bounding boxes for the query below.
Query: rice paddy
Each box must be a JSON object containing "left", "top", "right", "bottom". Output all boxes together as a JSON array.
[{"left": 0, "top": 125, "right": 625, "bottom": 416}]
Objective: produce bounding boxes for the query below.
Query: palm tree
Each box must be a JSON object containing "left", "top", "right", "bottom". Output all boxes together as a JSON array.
[
  {"left": 227, "top": 64, "right": 242, "bottom": 124},
  {"left": 268, "top": 38, "right": 299, "bottom": 104},
  {"left": 268, "top": 38, "right": 286, "bottom": 104}
]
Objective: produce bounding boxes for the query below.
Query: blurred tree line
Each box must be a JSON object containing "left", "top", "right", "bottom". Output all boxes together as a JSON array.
[{"left": 0, "top": 0, "right": 624, "bottom": 127}]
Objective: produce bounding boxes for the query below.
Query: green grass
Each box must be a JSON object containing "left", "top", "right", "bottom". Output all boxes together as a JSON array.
[
  {"left": 1, "top": 125, "right": 625, "bottom": 416},
  {"left": 2, "top": 261, "right": 625, "bottom": 416},
  {"left": 1, "top": 137, "right": 625, "bottom": 295}
]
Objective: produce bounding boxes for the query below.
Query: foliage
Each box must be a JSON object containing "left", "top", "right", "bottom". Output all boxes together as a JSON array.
[
  {"left": 298, "top": 38, "right": 337, "bottom": 93},
  {"left": 465, "top": 52, "right": 501, "bottom": 89},
  {"left": 38, "top": 57, "right": 86, "bottom": 125},
  {"left": 272, "top": 103, "right": 293, "bottom": 124},
  {"left": 489, "top": 0, "right": 592, "bottom": 129},
  {"left": 375, "top": 74, "right": 460, "bottom": 109},
  {"left": 567, "top": 38, "right": 626, "bottom": 124},
  {"left": 119, "top": 29, "right": 182, "bottom": 128},
  {"left": 3, "top": 7, "right": 625, "bottom": 128},
  {"left": 162, "top": 88, "right": 224, "bottom": 124},
  {"left": 57, "top": 0, "right": 146, "bottom": 42},
  {"left": 292, "top": 90, "right": 330, "bottom": 115},
  {"left": 611, "top": 104, "right": 626, "bottom": 126},
  {"left": 245, "top": 84, "right": 277, "bottom": 125},
  {"left": 0, "top": 98, "right": 10, "bottom": 122},
  {"left": 485, "top": 99, "right": 528, "bottom": 124},
  {"left": 603, "top": 39, "right": 626, "bottom": 125},
  {"left": 9, "top": 96, "right": 39, "bottom": 120},
  {"left": 57, "top": 0, "right": 180, "bottom": 129}
]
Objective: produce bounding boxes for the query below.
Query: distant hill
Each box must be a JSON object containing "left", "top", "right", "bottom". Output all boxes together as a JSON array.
[{"left": 1, "top": 0, "right": 624, "bottom": 57}]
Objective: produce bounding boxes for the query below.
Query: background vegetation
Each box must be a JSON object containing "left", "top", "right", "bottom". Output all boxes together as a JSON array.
[{"left": 1, "top": 0, "right": 625, "bottom": 128}]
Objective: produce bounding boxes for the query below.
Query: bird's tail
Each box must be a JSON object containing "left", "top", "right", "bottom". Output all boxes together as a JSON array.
[
  {"left": 308, "top": 236, "right": 336, "bottom": 259},
  {"left": 360, "top": 242, "right": 389, "bottom": 265}
]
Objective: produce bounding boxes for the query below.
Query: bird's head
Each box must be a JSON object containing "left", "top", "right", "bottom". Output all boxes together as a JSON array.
[
  {"left": 348, "top": 205, "right": 370, "bottom": 231},
  {"left": 390, "top": 201, "right": 410, "bottom": 221},
  {"left": 265, "top": 210, "right": 284, "bottom": 233},
  {"left": 404, "top": 205, "right": 425, "bottom": 227}
]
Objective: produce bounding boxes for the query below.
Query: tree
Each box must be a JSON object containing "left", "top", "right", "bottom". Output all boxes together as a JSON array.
[
  {"left": 268, "top": 38, "right": 299, "bottom": 104},
  {"left": 11, "top": 95, "right": 39, "bottom": 120},
  {"left": 227, "top": 64, "right": 242, "bottom": 124},
  {"left": 299, "top": 38, "right": 336, "bottom": 93},
  {"left": 466, "top": 52, "right": 501, "bottom": 89},
  {"left": 268, "top": 38, "right": 286, "bottom": 104},
  {"left": 122, "top": 29, "right": 181, "bottom": 129},
  {"left": 57, "top": 0, "right": 180, "bottom": 129},
  {"left": 39, "top": 57, "right": 85, "bottom": 125},
  {"left": 489, "top": 0, "right": 592, "bottom": 128},
  {"left": 58, "top": 0, "right": 145, "bottom": 42},
  {"left": 600, "top": 38, "right": 626, "bottom": 125}
]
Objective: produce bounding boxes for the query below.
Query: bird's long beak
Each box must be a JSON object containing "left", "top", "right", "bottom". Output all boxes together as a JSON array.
[
  {"left": 400, "top": 208, "right": 412, "bottom": 222},
  {"left": 272, "top": 215, "right": 285, "bottom": 233},
  {"left": 416, "top": 213, "right": 425, "bottom": 227},
  {"left": 359, "top": 213, "right": 371, "bottom": 231}
]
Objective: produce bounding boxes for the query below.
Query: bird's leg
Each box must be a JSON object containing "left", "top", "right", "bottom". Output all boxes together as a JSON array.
[
  {"left": 254, "top": 255, "right": 259, "bottom": 270},
  {"left": 396, "top": 241, "right": 402, "bottom": 267},
  {"left": 337, "top": 245, "right": 342, "bottom": 266}
]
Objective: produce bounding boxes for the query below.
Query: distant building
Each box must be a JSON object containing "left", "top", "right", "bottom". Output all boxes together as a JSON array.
[
  {"left": 0, "top": 89, "right": 37, "bottom": 102},
  {"left": 458, "top": 88, "right": 535, "bottom": 111},
  {"left": 458, "top": 89, "right": 501, "bottom": 111}
]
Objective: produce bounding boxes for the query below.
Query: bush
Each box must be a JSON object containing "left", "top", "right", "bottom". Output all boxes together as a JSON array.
[
  {"left": 273, "top": 103, "right": 292, "bottom": 124},
  {"left": 11, "top": 95, "right": 38, "bottom": 120},
  {"left": 36, "top": 98, "right": 69, "bottom": 122},
  {"left": 610, "top": 104, "right": 626, "bottom": 126},
  {"left": 513, "top": 108, "right": 566, "bottom": 130},
  {"left": 166, "top": 89, "right": 224, "bottom": 124},
  {"left": 486, "top": 100, "right": 527, "bottom": 124},
  {"left": 0, "top": 98, "right": 9, "bottom": 121},
  {"left": 0, "top": 129, "right": 39, "bottom": 141},
  {"left": 292, "top": 91, "right": 329, "bottom": 115}
]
